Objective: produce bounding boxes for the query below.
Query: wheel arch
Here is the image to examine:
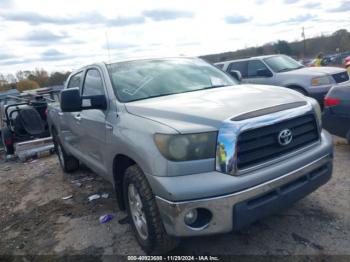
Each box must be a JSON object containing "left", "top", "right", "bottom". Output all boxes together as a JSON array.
[
  {"left": 286, "top": 84, "right": 308, "bottom": 95},
  {"left": 112, "top": 154, "right": 137, "bottom": 210}
]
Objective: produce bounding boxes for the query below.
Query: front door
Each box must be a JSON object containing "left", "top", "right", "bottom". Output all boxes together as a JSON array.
[
  {"left": 78, "top": 68, "right": 108, "bottom": 176},
  {"left": 244, "top": 60, "right": 275, "bottom": 85}
]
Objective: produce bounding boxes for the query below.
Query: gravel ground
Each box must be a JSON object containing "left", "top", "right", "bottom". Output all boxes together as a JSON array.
[{"left": 0, "top": 137, "right": 349, "bottom": 260}]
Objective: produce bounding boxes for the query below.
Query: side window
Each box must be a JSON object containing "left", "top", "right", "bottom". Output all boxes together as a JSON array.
[
  {"left": 82, "top": 69, "right": 105, "bottom": 96},
  {"left": 67, "top": 72, "right": 83, "bottom": 89},
  {"left": 247, "top": 60, "right": 269, "bottom": 77},
  {"left": 215, "top": 64, "right": 224, "bottom": 70},
  {"left": 228, "top": 61, "right": 248, "bottom": 78}
]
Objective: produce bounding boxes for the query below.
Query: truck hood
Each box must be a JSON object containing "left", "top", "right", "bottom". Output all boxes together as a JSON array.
[
  {"left": 282, "top": 66, "right": 345, "bottom": 77},
  {"left": 125, "top": 85, "right": 308, "bottom": 133}
]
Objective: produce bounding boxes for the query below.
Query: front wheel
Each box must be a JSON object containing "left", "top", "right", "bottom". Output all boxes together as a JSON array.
[{"left": 123, "top": 165, "right": 178, "bottom": 254}]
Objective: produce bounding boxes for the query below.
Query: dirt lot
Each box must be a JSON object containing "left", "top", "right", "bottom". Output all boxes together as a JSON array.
[{"left": 0, "top": 137, "right": 349, "bottom": 259}]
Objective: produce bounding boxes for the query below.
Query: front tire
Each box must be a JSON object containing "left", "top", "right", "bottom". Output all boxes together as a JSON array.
[
  {"left": 123, "top": 165, "right": 178, "bottom": 254},
  {"left": 52, "top": 130, "right": 79, "bottom": 173}
]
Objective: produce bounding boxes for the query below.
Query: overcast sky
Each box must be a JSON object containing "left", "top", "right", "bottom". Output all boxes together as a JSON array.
[{"left": 0, "top": 0, "right": 349, "bottom": 74}]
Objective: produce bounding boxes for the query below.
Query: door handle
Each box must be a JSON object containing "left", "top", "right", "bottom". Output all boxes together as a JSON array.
[{"left": 106, "top": 123, "right": 113, "bottom": 130}]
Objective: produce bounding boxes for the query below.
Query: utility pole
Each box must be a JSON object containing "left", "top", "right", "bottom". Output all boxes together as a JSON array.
[{"left": 302, "top": 27, "right": 306, "bottom": 58}]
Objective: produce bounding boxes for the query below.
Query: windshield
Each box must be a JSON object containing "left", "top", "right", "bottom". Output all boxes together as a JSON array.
[
  {"left": 264, "top": 55, "right": 304, "bottom": 73},
  {"left": 107, "top": 58, "right": 237, "bottom": 102}
]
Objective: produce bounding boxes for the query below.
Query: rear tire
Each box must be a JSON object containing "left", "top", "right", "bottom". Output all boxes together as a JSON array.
[
  {"left": 1, "top": 127, "right": 14, "bottom": 155},
  {"left": 123, "top": 165, "right": 179, "bottom": 254},
  {"left": 52, "top": 129, "right": 79, "bottom": 173}
]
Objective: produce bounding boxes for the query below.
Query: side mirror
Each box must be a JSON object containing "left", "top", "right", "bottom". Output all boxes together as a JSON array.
[
  {"left": 60, "top": 88, "right": 107, "bottom": 112},
  {"left": 256, "top": 68, "right": 273, "bottom": 77},
  {"left": 60, "top": 88, "right": 81, "bottom": 112},
  {"left": 229, "top": 70, "right": 242, "bottom": 82}
]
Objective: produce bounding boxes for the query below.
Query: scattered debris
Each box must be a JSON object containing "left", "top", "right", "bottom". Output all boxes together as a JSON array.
[
  {"left": 291, "top": 233, "right": 324, "bottom": 250},
  {"left": 62, "top": 195, "right": 73, "bottom": 200},
  {"left": 99, "top": 214, "right": 114, "bottom": 224},
  {"left": 88, "top": 194, "right": 101, "bottom": 202},
  {"left": 101, "top": 193, "right": 109, "bottom": 199},
  {"left": 71, "top": 177, "right": 94, "bottom": 184},
  {"left": 1, "top": 166, "right": 11, "bottom": 172},
  {"left": 71, "top": 181, "right": 82, "bottom": 187},
  {"left": 26, "top": 159, "right": 38, "bottom": 164}
]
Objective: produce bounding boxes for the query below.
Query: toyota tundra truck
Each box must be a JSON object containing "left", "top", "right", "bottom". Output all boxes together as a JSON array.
[{"left": 47, "top": 57, "right": 333, "bottom": 254}]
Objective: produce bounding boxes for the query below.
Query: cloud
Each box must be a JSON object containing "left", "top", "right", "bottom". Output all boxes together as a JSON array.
[
  {"left": 225, "top": 15, "right": 252, "bottom": 24},
  {"left": 284, "top": 0, "right": 299, "bottom": 4},
  {"left": 0, "top": 11, "right": 145, "bottom": 26},
  {"left": 40, "top": 49, "right": 72, "bottom": 61},
  {"left": 16, "top": 30, "right": 68, "bottom": 44},
  {"left": 107, "top": 16, "right": 145, "bottom": 26},
  {"left": 283, "top": 14, "right": 317, "bottom": 24},
  {"left": 255, "top": 0, "right": 267, "bottom": 4},
  {"left": 142, "top": 9, "right": 194, "bottom": 21},
  {"left": 303, "top": 2, "right": 321, "bottom": 9},
  {"left": 103, "top": 42, "right": 137, "bottom": 49},
  {"left": 328, "top": 1, "right": 350, "bottom": 12},
  {"left": 0, "top": 0, "right": 12, "bottom": 7},
  {"left": 0, "top": 53, "right": 15, "bottom": 60},
  {"left": 0, "top": 59, "right": 29, "bottom": 66}
]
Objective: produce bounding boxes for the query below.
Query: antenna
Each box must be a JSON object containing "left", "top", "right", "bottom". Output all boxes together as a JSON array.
[{"left": 105, "top": 31, "right": 111, "bottom": 63}]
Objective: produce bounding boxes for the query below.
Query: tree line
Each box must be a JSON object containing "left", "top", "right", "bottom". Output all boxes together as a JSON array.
[
  {"left": 201, "top": 29, "right": 350, "bottom": 63},
  {"left": 0, "top": 69, "right": 71, "bottom": 93}
]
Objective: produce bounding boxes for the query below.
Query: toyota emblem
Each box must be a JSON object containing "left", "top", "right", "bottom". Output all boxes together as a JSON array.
[{"left": 278, "top": 129, "right": 293, "bottom": 146}]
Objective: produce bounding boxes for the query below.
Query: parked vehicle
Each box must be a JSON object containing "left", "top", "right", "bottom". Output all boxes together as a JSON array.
[
  {"left": 48, "top": 57, "right": 333, "bottom": 254},
  {"left": 1, "top": 88, "right": 60, "bottom": 154},
  {"left": 215, "top": 55, "right": 349, "bottom": 104},
  {"left": 323, "top": 82, "right": 350, "bottom": 143}
]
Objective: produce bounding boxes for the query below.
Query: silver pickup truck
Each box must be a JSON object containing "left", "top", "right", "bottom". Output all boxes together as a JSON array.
[
  {"left": 48, "top": 57, "right": 333, "bottom": 254},
  {"left": 215, "top": 55, "right": 350, "bottom": 104}
]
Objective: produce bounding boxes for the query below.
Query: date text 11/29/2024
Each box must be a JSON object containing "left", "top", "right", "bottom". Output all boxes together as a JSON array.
[{"left": 127, "top": 256, "right": 220, "bottom": 261}]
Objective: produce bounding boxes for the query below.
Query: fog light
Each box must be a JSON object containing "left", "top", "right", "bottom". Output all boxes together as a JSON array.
[{"left": 184, "top": 209, "right": 198, "bottom": 226}]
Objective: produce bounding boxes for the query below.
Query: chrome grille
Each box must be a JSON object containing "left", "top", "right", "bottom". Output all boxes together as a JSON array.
[{"left": 236, "top": 114, "right": 319, "bottom": 170}]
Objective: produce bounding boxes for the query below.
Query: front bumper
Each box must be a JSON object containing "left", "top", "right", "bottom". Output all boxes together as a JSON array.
[{"left": 156, "top": 152, "right": 332, "bottom": 237}]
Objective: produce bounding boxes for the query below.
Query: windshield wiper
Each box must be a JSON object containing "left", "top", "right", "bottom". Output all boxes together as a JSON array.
[
  {"left": 201, "top": 84, "right": 232, "bottom": 89},
  {"left": 277, "top": 68, "right": 293, "bottom": 72}
]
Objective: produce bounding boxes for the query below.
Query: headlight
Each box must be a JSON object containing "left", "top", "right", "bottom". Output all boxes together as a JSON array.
[
  {"left": 154, "top": 132, "right": 217, "bottom": 161},
  {"left": 308, "top": 97, "right": 322, "bottom": 128},
  {"left": 311, "top": 76, "right": 332, "bottom": 86}
]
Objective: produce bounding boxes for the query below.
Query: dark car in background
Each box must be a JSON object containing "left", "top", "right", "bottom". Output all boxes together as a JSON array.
[{"left": 323, "top": 82, "right": 350, "bottom": 143}]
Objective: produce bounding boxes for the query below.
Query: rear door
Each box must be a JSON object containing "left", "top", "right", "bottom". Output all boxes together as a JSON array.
[{"left": 78, "top": 67, "right": 109, "bottom": 176}]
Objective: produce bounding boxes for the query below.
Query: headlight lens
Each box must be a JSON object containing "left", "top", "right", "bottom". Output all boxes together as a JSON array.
[
  {"left": 154, "top": 132, "right": 217, "bottom": 161},
  {"left": 311, "top": 76, "right": 332, "bottom": 86}
]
